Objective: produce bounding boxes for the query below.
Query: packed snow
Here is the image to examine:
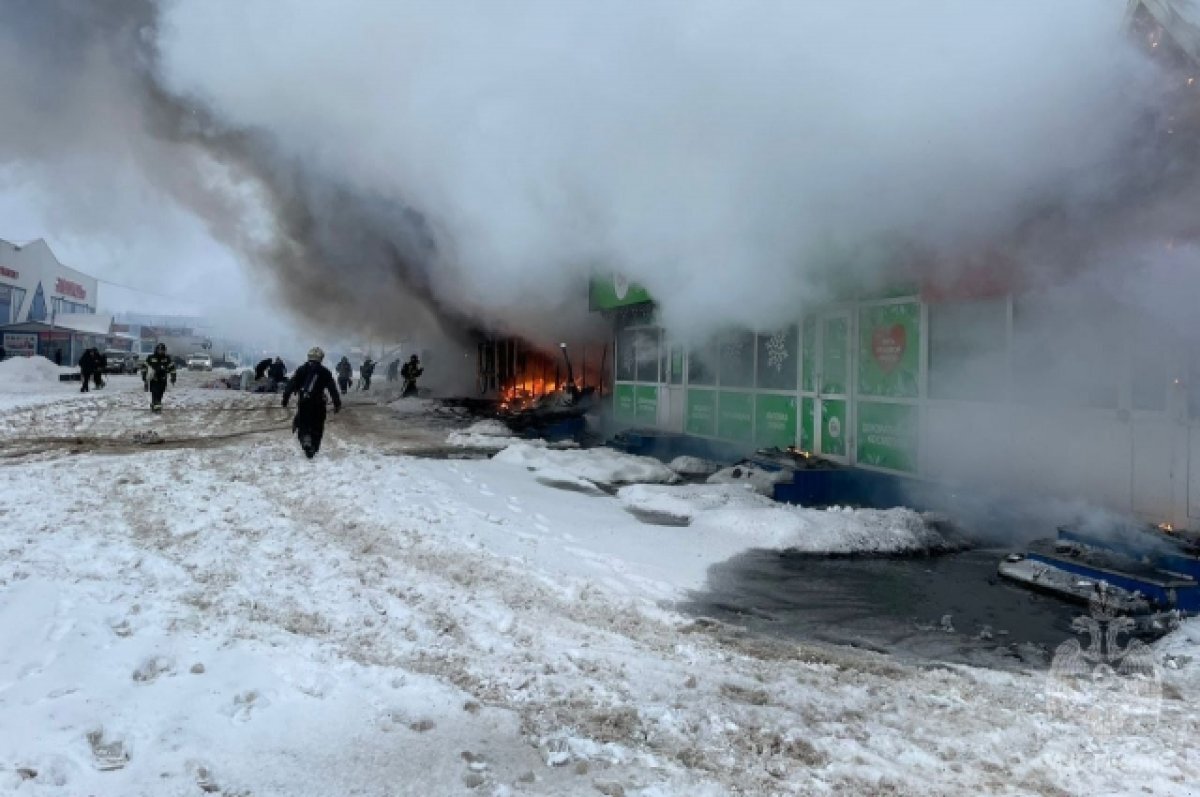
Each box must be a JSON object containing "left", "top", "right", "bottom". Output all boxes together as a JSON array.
[
  {"left": 666, "top": 456, "right": 722, "bottom": 477},
  {"left": 706, "top": 461, "right": 794, "bottom": 496},
  {"left": 1, "top": 384, "right": 1198, "bottom": 796},
  {"left": 447, "top": 419, "right": 539, "bottom": 450},
  {"left": 493, "top": 442, "right": 680, "bottom": 488}
]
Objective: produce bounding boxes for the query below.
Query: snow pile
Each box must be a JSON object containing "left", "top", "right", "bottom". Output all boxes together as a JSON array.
[
  {"left": 707, "top": 460, "right": 794, "bottom": 496},
  {"left": 494, "top": 442, "right": 680, "bottom": 487},
  {"left": 667, "top": 455, "right": 722, "bottom": 477},
  {"left": 1158, "top": 617, "right": 1200, "bottom": 693},
  {"left": 619, "top": 483, "right": 960, "bottom": 554},
  {"left": 0, "top": 355, "right": 67, "bottom": 386},
  {"left": 446, "top": 419, "right": 538, "bottom": 450}
]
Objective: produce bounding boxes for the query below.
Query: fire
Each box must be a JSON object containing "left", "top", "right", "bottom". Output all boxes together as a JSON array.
[
  {"left": 498, "top": 378, "right": 562, "bottom": 413},
  {"left": 1159, "top": 522, "right": 1175, "bottom": 534}
]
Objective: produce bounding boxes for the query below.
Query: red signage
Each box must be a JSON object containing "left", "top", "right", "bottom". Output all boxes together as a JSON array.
[
  {"left": 871, "top": 324, "right": 907, "bottom": 373},
  {"left": 55, "top": 277, "right": 87, "bottom": 300},
  {"left": 0, "top": 266, "right": 17, "bottom": 280}
]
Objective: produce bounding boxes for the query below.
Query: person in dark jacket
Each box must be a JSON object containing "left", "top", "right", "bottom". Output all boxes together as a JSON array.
[
  {"left": 78, "top": 348, "right": 98, "bottom": 393},
  {"left": 267, "top": 357, "right": 287, "bottom": 391},
  {"left": 254, "top": 357, "right": 272, "bottom": 380},
  {"left": 359, "top": 358, "right": 376, "bottom": 391},
  {"left": 54, "top": 349, "right": 63, "bottom": 366},
  {"left": 93, "top": 350, "right": 107, "bottom": 389},
  {"left": 282, "top": 346, "right": 342, "bottom": 459},
  {"left": 400, "top": 354, "right": 423, "bottom": 398},
  {"left": 335, "top": 356, "right": 353, "bottom": 394},
  {"left": 386, "top": 359, "right": 400, "bottom": 383},
  {"left": 140, "top": 343, "right": 177, "bottom": 412}
]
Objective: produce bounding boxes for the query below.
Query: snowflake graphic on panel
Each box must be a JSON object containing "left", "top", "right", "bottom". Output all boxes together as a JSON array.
[{"left": 766, "top": 330, "right": 789, "bottom": 373}]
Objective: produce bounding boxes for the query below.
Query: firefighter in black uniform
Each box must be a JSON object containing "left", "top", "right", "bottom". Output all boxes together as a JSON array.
[
  {"left": 282, "top": 347, "right": 342, "bottom": 459},
  {"left": 78, "top": 348, "right": 98, "bottom": 393},
  {"left": 400, "top": 354, "right": 423, "bottom": 398},
  {"left": 335, "top": 356, "right": 353, "bottom": 394},
  {"left": 140, "top": 343, "right": 177, "bottom": 412}
]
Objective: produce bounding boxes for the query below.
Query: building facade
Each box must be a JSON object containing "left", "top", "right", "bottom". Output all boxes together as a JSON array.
[{"left": 0, "top": 238, "right": 98, "bottom": 326}]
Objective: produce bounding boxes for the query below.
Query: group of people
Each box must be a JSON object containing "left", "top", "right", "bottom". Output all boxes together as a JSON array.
[
  {"left": 77, "top": 348, "right": 108, "bottom": 392},
  {"left": 83, "top": 341, "right": 424, "bottom": 459},
  {"left": 332, "top": 354, "right": 421, "bottom": 396}
]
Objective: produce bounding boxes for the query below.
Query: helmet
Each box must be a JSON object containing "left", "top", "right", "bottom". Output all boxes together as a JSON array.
[
  {"left": 307, "top": 346, "right": 325, "bottom": 362},
  {"left": 155, "top": 343, "right": 166, "bottom": 354},
  {"left": 409, "top": 354, "right": 419, "bottom": 361}
]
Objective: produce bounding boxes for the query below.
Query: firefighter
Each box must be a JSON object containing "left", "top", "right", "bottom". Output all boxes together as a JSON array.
[
  {"left": 282, "top": 347, "right": 342, "bottom": 459},
  {"left": 140, "top": 343, "right": 177, "bottom": 412},
  {"left": 78, "top": 347, "right": 98, "bottom": 393},
  {"left": 335, "top": 356, "right": 353, "bottom": 394},
  {"left": 359, "top": 357, "right": 376, "bottom": 391},
  {"left": 400, "top": 354, "right": 423, "bottom": 398},
  {"left": 267, "top": 357, "right": 287, "bottom": 391},
  {"left": 386, "top": 359, "right": 400, "bottom": 382}
]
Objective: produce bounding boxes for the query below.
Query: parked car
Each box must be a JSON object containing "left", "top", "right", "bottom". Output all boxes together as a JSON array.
[
  {"left": 187, "top": 352, "right": 213, "bottom": 371},
  {"left": 103, "top": 351, "right": 140, "bottom": 375}
]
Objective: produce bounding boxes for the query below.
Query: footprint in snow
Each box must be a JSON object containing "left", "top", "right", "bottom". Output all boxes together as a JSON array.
[{"left": 87, "top": 728, "right": 130, "bottom": 771}]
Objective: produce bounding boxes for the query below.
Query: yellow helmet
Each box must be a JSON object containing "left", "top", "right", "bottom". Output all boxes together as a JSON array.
[{"left": 307, "top": 346, "right": 325, "bottom": 362}]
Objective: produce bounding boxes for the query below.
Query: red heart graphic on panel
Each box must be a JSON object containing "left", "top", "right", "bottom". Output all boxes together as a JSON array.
[{"left": 871, "top": 324, "right": 906, "bottom": 373}]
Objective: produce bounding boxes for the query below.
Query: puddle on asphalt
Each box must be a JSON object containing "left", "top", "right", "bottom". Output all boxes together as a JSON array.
[{"left": 681, "top": 547, "right": 1096, "bottom": 670}]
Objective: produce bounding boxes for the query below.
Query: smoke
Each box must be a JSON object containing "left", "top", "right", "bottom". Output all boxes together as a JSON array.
[{"left": 1, "top": 0, "right": 1196, "bottom": 348}]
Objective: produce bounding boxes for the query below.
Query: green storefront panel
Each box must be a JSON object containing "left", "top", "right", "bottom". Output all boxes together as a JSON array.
[
  {"left": 857, "top": 401, "right": 919, "bottom": 473},
  {"left": 590, "top": 274, "right": 653, "bottom": 310},
  {"left": 755, "top": 395, "right": 797, "bottom": 448},
  {"left": 800, "top": 396, "right": 815, "bottom": 451},
  {"left": 820, "top": 399, "right": 847, "bottom": 457},
  {"left": 858, "top": 302, "right": 920, "bottom": 398},
  {"left": 615, "top": 383, "right": 636, "bottom": 420},
  {"left": 718, "top": 391, "right": 754, "bottom": 443},
  {"left": 801, "top": 317, "right": 816, "bottom": 392},
  {"left": 635, "top": 385, "right": 658, "bottom": 424},
  {"left": 686, "top": 389, "right": 716, "bottom": 436}
]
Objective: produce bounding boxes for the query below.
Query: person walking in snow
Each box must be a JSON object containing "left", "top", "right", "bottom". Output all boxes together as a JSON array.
[
  {"left": 335, "top": 356, "right": 353, "bottom": 394},
  {"left": 400, "top": 354, "right": 423, "bottom": 398},
  {"left": 386, "top": 359, "right": 399, "bottom": 383},
  {"left": 359, "top": 357, "right": 376, "bottom": 391},
  {"left": 93, "top": 350, "right": 107, "bottom": 390},
  {"left": 78, "top": 347, "right": 98, "bottom": 393},
  {"left": 140, "top": 343, "right": 177, "bottom": 412},
  {"left": 282, "top": 346, "right": 342, "bottom": 459},
  {"left": 254, "top": 357, "right": 272, "bottom": 381},
  {"left": 267, "top": 356, "right": 287, "bottom": 392}
]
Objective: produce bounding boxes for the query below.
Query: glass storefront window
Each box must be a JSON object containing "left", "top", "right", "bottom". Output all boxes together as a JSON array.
[
  {"left": 718, "top": 328, "right": 755, "bottom": 388},
  {"left": 755, "top": 325, "right": 799, "bottom": 390}
]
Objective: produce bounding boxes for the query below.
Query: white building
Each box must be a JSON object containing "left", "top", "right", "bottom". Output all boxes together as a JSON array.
[{"left": 0, "top": 238, "right": 98, "bottom": 324}]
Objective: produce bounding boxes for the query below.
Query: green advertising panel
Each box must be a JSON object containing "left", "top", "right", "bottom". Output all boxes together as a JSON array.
[
  {"left": 819, "top": 399, "right": 847, "bottom": 457},
  {"left": 755, "top": 395, "right": 797, "bottom": 448},
  {"left": 590, "top": 274, "right": 653, "bottom": 310},
  {"left": 857, "top": 400, "right": 918, "bottom": 473},
  {"left": 686, "top": 389, "right": 716, "bottom": 436},
  {"left": 859, "top": 302, "right": 920, "bottom": 398},
  {"left": 717, "top": 391, "right": 754, "bottom": 443},
  {"left": 821, "top": 316, "right": 849, "bottom": 395},
  {"left": 615, "top": 383, "right": 636, "bottom": 420},
  {"left": 800, "top": 396, "right": 815, "bottom": 451},
  {"left": 801, "top": 316, "right": 816, "bottom": 392},
  {"left": 635, "top": 385, "right": 658, "bottom": 424}
]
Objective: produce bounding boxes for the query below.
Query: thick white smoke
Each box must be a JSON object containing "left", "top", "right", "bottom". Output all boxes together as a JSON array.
[{"left": 153, "top": 0, "right": 1161, "bottom": 339}]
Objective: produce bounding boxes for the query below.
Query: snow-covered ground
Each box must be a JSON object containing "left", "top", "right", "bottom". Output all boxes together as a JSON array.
[{"left": 1, "top": 373, "right": 1198, "bottom": 795}]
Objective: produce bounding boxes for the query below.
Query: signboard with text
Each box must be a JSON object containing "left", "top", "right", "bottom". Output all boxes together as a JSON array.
[
  {"left": 2, "top": 333, "right": 38, "bottom": 357},
  {"left": 686, "top": 389, "right": 716, "bottom": 436},
  {"left": 755, "top": 394, "right": 797, "bottom": 448},
  {"left": 857, "top": 400, "right": 918, "bottom": 473},
  {"left": 858, "top": 302, "right": 920, "bottom": 398},
  {"left": 717, "top": 391, "right": 754, "bottom": 443}
]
